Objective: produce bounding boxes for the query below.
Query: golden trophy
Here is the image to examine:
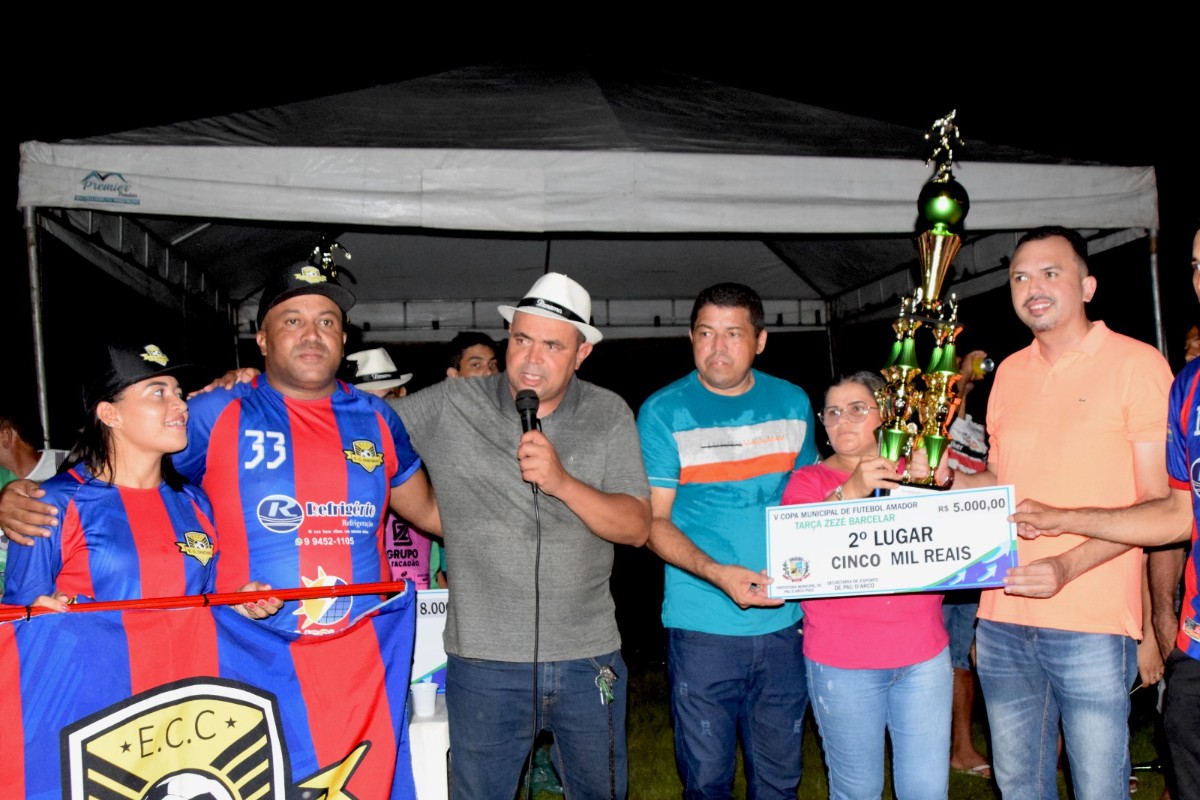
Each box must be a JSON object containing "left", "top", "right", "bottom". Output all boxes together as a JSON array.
[{"left": 876, "top": 111, "right": 970, "bottom": 488}]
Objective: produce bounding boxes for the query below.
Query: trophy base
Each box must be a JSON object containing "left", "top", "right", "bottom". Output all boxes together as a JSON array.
[{"left": 883, "top": 479, "right": 950, "bottom": 497}]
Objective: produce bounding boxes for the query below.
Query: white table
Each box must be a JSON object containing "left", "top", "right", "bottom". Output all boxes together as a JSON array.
[{"left": 409, "top": 694, "right": 449, "bottom": 800}]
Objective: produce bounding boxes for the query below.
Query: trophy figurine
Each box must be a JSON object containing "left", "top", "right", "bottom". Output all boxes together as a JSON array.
[{"left": 876, "top": 111, "right": 971, "bottom": 488}]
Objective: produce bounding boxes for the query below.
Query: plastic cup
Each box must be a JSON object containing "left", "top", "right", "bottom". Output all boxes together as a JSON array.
[{"left": 411, "top": 681, "right": 438, "bottom": 717}]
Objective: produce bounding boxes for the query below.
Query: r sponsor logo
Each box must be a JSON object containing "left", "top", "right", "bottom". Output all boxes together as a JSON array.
[{"left": 256, "top": 495, "right": 304, "bottom": 533}]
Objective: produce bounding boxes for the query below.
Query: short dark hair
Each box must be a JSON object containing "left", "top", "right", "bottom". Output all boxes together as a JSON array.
[
  {"left": 690, "top": 283, "right": 765, "bottom": 334},
  {"left": 1016, "top": 226, "right": 1090, "bottom": 274},
  {"left": 0, "top": 400, "right": 44, "bottom": 450},
  {"left": 446, "top": 331, "right": 498, "bottom": 370}
]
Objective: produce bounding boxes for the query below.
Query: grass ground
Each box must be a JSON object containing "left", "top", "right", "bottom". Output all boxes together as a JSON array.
[{"left": 535, "top": 664, "right": 1171, "bottom": 799}]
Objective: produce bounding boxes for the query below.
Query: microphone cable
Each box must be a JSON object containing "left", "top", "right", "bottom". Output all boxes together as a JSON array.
[
  {"left": 525, "top": 480, "right": 543, "bottom": 800},
  {"left": 515, "top": 390, "right": 543, "bottom": 800},
  {"left": 514, "top": 389, "right": 616, "bottom": 800}
]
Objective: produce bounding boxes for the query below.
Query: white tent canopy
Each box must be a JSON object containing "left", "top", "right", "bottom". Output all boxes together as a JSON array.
[{"left": 18, "top": 65, "right": 1159, "bottom": 343}]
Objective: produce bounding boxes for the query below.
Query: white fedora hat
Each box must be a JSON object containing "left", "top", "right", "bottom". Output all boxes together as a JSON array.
[
  {"left": 347, "top": 348, "right": 412, "bottom": 391},
  {"left": 497, "top": 273, "right": 603, "bottom": 344}
]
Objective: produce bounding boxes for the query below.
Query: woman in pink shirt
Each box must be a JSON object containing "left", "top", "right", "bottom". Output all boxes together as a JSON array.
[{"left": 782, "top": 371, "right": 951, "bottom": 800}]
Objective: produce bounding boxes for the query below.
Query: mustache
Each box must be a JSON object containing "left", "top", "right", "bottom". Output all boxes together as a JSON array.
[{"left": 1023, "top": 294, "right": 1054, "bottom": 309}]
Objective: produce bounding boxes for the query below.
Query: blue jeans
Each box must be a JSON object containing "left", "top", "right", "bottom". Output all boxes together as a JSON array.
[
  {"left": 806, "top": 647, "right": 952, "bottom": 800},
  {"left": 976, "top": 620, "right": 1136, "bottom": 800},
  {"left": 667, "top": 624, "right": 807, "bottom": 800},
  {"left": 445, "top": 651, "right": 627, "bottom": 800},
  {"left": 941, "top": 593, "right": 980, "bottom": 670}
]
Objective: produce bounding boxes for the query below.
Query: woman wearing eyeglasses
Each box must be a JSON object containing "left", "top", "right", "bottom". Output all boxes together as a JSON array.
[{"left": 782, "top": 371, "right": 951, "bottom": 800}]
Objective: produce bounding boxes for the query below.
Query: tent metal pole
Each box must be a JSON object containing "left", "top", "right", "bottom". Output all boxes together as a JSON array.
[
  {"left": 23, "top": 207, "right": 52, "bottom": 447},
  {"left": 825, "top": 301, "right": 838, "bottom": 379},
  {"left": 1148, "top": 229, "right": 1166, "bottom": 357},
  {"left": 232, "top": 305, "right": 242, "bottom": 369}
]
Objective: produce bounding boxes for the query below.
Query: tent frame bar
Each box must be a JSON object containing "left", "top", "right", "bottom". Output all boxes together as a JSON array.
[
  {"left": 37, "top": 208, "right": 232, "bottom": 320},
  {"left": 24, "top": 207, "right": 52, "bottom": 448},
  {"left": 1149, "top": 229, "right": 1165, "bottom": 355}
]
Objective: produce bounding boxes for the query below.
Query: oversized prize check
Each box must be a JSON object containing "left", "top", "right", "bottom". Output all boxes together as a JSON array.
[{"left": 766, "top": 485, "right": 1018, "bottom": 599}]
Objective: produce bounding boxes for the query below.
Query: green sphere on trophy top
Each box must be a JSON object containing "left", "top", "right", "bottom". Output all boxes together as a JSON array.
[{"left": 876, "top": 111, "right": 970, "bottom": 488}]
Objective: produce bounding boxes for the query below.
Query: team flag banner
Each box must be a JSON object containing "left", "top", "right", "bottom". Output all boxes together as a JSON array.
[{"left": 0, "top": 590, "right": 417, "bottom": 800}]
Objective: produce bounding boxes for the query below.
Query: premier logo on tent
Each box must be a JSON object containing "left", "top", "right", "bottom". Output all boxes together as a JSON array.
[{"left": 75, "top": 169, "right": 140, "bottom": 205}]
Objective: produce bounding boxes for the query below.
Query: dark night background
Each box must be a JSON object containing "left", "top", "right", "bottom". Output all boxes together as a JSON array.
[{"left": 6, "top": 30, "right": 1195, "bottom": 663}]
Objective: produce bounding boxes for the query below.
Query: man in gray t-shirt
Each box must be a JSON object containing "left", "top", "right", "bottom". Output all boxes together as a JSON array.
[{"left": 394, "top": 273, "right": 650, "bottom": 800}]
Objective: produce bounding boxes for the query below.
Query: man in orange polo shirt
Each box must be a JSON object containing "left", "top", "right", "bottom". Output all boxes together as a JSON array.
[{"left": 944, "top": 226, "right": 1172, "bottom": 799}]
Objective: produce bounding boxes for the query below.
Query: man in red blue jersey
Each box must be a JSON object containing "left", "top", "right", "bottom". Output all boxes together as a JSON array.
[
  {"left": 1012, "top": 228, "right": 1200, "bottom": 798},
  {"left": 0, "top": 253, "right": 440, "bottom": 636}
]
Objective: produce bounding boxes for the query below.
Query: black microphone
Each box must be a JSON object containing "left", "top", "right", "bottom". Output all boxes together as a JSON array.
[
  {"left": 515, "top": 390, "right": 540, "bottom": 495},
  {"left": 515, "top": 389, "right": 540, "bottom": 434}
]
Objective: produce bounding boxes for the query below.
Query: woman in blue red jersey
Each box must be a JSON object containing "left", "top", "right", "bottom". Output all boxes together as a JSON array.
[
  {"left": 2, "top": 339, "right": 279, "bottom": 619},
  {"left": 782, "top": 371, "right": 951, "bottom": 800}
]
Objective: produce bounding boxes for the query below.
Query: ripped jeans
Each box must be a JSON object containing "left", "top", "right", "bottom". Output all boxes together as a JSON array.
[{"left": 806, "top": 647, "right": 952, "bottom": 800}]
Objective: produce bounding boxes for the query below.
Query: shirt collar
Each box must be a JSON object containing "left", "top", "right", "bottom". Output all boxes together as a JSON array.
[{"left": 1027, "top": 320, "right": 1110, "bottom": 364}]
